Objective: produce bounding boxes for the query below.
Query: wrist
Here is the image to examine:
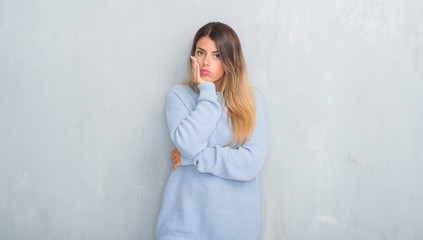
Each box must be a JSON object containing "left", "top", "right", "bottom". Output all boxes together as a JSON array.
[{"left": 197, "top": 82, "right": 217, "bottom": 101}]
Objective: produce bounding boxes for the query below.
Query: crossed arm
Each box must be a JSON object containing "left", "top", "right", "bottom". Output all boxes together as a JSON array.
[{"left": 166, "top": 83, "right": 267, "bottom": 182}]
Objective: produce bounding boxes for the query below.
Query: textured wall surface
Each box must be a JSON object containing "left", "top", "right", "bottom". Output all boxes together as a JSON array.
[{"left": 1, "top": 0, "right": 422, "bottom": 239}]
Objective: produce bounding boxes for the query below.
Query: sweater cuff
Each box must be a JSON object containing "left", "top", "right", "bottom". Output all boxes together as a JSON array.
[
  {"left": 197, "top": 82, "right": 217, "bottom": 101},
  {"left": 180, "top": 155, "right": 194, "bottom": 166}
]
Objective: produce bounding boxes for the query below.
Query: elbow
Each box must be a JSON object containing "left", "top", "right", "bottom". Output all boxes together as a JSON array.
[
  {"left": 237, "top": 173, "right": 258, "bottom": 182},
  {"left": 243, "top": 147, "right": 266, "bottom": 181},
  {"left": 233, "top": 154, "right": 265, "bottom": 182}
]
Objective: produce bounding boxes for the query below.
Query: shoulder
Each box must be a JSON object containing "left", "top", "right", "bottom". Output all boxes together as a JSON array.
[
  {"left": 252, "top": 88, "right": 263, "bottom": 100},
  {"left": 167, "top": 84, "right": 198, "bottom": 106},
  {"left": 169, "top": 84, "right": 190, "bottom": 95},
  {"left": 168, "top": 84, "right": 196, "bottom": 98}
]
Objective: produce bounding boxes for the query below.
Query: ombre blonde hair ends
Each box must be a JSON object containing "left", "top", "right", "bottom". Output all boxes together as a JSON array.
[{"left": 184, "top": 22, "right": 256, "bottom": 148}]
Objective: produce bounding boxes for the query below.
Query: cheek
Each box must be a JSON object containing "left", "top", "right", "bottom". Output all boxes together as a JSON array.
[{"left": 216, "top": 63, "right": 224, "bottom": 76}]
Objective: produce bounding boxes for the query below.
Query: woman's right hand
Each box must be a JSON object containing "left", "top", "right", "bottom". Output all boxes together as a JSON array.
[{"left": 190, "top": 56, "right": 205, "bottom": 85}]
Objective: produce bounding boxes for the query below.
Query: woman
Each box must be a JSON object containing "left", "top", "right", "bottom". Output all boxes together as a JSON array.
[{"left": 156, "top": 22, "right": 267, "bottom": 240}]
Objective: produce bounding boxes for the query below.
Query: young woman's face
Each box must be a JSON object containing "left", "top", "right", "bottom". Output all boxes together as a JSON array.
[{"left": 194, "top": 36, "right": 225, "bottom": 84}]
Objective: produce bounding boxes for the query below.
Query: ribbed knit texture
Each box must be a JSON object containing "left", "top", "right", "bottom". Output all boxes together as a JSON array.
[{"left": 156, "top": 82, "right": 268, "bottom": 240}]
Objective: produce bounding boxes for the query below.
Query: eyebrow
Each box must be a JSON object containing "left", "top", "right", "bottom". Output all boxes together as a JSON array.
[{"left": 197, "top": 47, "right": 219, "bottom": 53}]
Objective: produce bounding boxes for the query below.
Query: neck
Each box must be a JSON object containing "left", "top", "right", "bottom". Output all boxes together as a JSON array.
[{"left": 214, "top": 79, "right": 222, "bottom": 92}]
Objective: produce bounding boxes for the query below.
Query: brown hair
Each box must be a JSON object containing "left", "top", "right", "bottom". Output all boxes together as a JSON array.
[{"left": 184, "top": 22, "right": 256, "bottom": 148}]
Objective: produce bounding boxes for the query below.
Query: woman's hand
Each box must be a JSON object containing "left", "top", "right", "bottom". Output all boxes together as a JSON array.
[
  {"left": 190, "top": 56, "right": 205, "bottom": 85},
  {"left": 171, "top": 148, "right": 182, "bottom": 170}
]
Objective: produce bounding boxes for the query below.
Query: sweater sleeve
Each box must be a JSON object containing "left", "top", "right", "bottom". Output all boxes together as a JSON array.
[
  {"left": 185, "top": 91, "right": 268, "bottom": 181},
  {"left": 166, "top": 82, "right": 221, "bottom": 160}
]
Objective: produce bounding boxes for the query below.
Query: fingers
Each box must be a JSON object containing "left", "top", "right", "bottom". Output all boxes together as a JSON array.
[
  {"left": 171, "top": 148, "right": 180, "bottom": 157},
  {"left": 192, "top": 56, "right": 198, "bottom": 84},
  {"left": 170, "top": 148, "right": 181, "bottom": 169},
  {"left": 195, "top": 59, "right": 203, "bottom": 84},
  {"left": 190, "top": 56, "right": 203, "bottom": 85},
  {"left": 190, "top": 56, "right": 196, "bottom": 83},
  {"left": 171, "top": 155, "right": 180, "bottom": 163},
  {"left": 172, "top": 163, "right": 178, "bottom": 170},
  {"left": 172, "top": 159, "right": 181, "bottom": 170}
]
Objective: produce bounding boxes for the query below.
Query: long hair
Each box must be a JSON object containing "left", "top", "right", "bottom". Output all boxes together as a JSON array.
[{"left": 184, "top": 22, "right": 256, "bottom": 148}]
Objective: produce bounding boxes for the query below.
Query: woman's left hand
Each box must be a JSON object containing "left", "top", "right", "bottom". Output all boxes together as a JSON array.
[{"left": 171, "top": 148, "right": 181, "bottom": 170}]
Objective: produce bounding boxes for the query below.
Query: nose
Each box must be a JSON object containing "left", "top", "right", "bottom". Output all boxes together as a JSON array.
[{"left": 201, "top": 54, "right": 210, "bottom": 67}]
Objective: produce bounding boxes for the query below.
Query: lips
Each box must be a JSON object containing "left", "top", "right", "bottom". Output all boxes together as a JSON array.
[{"left": 200, "top": 69, "right": 210, "bottom": 75}]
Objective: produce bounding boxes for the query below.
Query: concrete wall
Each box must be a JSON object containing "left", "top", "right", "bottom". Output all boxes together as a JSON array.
[{"left": 1, "top": 0, "right": 422, "bottom": 239}]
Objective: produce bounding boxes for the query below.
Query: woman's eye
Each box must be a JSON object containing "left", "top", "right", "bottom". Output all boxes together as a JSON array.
[
  {"left": 196, "top": 51, "right": 204, "bottom": 56},
  {"left": 214, "top": 54, "right": 220, "bottom": 58}
]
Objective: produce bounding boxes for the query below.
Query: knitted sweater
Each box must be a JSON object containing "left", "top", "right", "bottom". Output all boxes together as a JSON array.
[{"left": 156, "top": 82, "right": 268, "bottom": 240}]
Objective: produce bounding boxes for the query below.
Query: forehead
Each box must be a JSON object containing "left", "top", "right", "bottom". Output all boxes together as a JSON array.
[{"left": 196, "top": 36, "right": 218, "bottom": 51}]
